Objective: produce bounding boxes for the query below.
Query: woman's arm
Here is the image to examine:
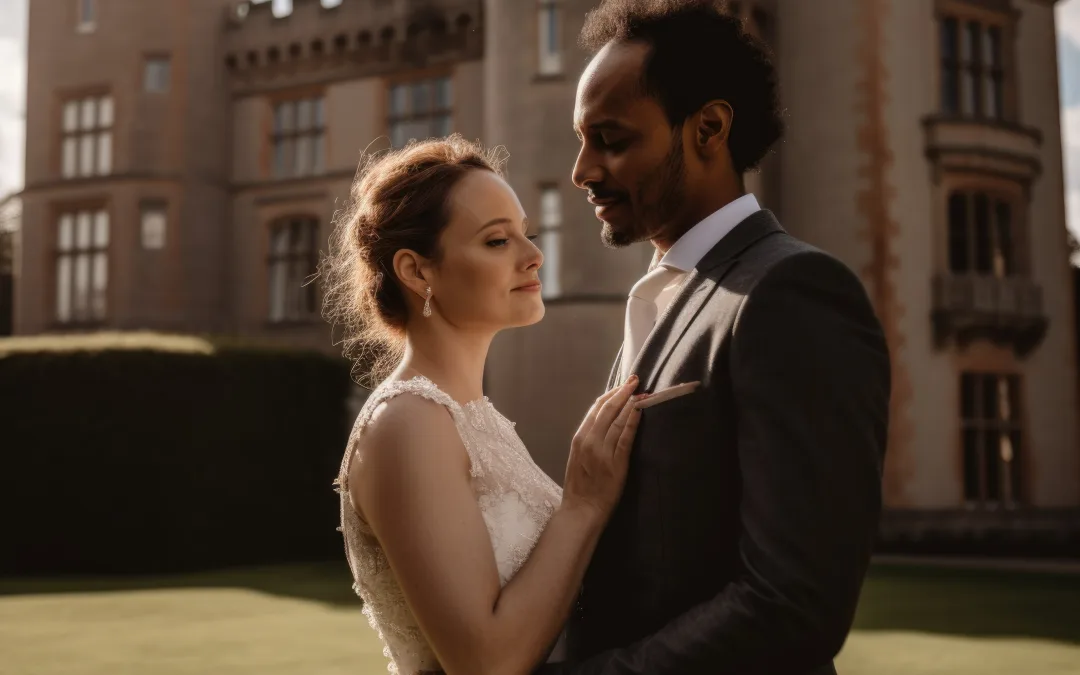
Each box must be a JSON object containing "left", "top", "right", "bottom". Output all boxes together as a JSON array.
[{"left": 353, "top": 381, "right": 640, "bottom": 675}]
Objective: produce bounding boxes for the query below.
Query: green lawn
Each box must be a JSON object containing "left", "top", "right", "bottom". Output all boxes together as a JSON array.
[{"left": 1, "top": 563, "right": 1077, "bottom": 675}]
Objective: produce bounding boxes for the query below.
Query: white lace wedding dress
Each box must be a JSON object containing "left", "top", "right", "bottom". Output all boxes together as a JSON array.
[{"left": 335, "top": 375, "right": 565, "bottom": 674}]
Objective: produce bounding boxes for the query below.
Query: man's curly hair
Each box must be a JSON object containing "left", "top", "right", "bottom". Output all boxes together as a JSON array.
[{"left": 580, "top": 0, "right": 784, "bottom": 174}]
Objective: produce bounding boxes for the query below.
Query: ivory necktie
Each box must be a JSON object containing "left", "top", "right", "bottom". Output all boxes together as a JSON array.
[{"left": 620, "top": 264, "right": 684, "bottom": 382}]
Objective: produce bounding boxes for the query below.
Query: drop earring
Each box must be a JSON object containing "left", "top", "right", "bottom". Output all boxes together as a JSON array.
[{"left": 423, "top": 287, "right": 432, "bottom": 318}]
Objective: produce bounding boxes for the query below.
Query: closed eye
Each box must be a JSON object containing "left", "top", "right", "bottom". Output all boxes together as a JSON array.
[{"left": 486, "top": 239, "right": 509, "bottom": 248}]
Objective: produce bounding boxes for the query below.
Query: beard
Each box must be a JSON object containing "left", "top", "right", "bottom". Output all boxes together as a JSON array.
[{"left": 601, "top": 132, "right": 687, "bottom": 249}]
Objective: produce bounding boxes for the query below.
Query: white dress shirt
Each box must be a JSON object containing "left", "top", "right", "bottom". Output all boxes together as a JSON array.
[
  {"left": 651, "top": 193, "right": 762, "bottom": 318},
  {"left": 620, "top": 193, "right": 761, "bottom": 379}
]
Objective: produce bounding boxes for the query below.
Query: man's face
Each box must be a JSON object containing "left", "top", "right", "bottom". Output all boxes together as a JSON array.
[{"left": 572, "top": 41, "right": 692, "bottom": 248}]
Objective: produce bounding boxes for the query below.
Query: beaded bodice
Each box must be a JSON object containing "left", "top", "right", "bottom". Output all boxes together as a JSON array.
[{"left": 335, "top": 376, "right": 564, "bottom": 674}]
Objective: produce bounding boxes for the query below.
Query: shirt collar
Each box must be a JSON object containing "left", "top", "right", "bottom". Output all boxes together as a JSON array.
[{"left": 657, "top": 193, "right": 761, "bottom": 273}]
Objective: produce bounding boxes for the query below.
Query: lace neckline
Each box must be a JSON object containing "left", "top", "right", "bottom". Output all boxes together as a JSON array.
[{"left": 392, "top": 374, "right": 491, "bottom": 409}]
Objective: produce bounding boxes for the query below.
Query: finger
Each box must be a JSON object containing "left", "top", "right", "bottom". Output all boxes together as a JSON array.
[
  {"left": 591, "top": 379, "right": 639, "bottom": 439},
  {"left": 614, "top": 407, "right": 642, "bottom": 463},
  {"left": 579, "top": 376, "right": 637, "bottom": 438},
  {"left": 603, "top": 396, "right": 637, "bottom": 454}
]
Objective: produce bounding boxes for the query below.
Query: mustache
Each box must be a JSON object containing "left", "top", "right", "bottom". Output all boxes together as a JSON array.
[{"left": 587, "top": 186, "right": 627, "bottom": 201}]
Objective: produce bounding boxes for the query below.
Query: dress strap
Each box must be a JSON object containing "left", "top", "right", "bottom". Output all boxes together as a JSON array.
[{"left": 355, "top": 376, "right": 465, "bottom": 431}]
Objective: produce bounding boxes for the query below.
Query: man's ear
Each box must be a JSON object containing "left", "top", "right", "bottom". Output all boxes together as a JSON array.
[{"left": 695, "top": 101, "right": 733, "bottom": 156}]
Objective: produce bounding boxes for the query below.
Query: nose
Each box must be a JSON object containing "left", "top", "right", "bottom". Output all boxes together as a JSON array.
[
  {"left": 572, "top": 143, "right": 603, "bottom": 191},
  {"left": 523, "top": 234, "right": 543, "bottom": 271}
]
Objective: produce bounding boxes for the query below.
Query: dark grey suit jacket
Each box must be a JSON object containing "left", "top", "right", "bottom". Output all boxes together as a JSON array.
[{"left": 536, "top": 210, "right": 891, "bottom": 675}]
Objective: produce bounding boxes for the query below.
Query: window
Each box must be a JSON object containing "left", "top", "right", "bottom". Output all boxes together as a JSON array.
[
  {"left": 538, "top": 1, "right": 562, "bottom": 76},
  {"left": 538, "top": 185, "right": 562, "bottom": 298},
  {"left": 56, "top": 209, "right": 108, "bottom": 324},
  {"left": 144, "top": 57, "right": 171, "bottom": 93},
  {"left": 268, "top": 217, "right": 318, "bottom": 323},
  {"left": 61, "top": 95, "right": 113, "bottom": 178},
  {"left": 939, "top": 15, "right": 1006, "bottom": 119},
  {"left": 272, "top": 97, "right": 325, "bottom": 178},
  {"left": 78, "top": 0, "right": 96, "bottom": 31},
  {"left": 961, "top": 372, "right": 1022, "bottom": 505},
  {"left": 140, "top": 203, "right": 167, "bottom": 250},
  {"left": 947, "top": 191, "right": 1015, "bottom": 276},
  {"left": 388, "top": 77, "right": 452, "bottom": 148}
]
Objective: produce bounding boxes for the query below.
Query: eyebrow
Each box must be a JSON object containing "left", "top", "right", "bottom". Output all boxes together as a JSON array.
[{"left": 477, "top": 217, "right": 530, "bottom": 234}]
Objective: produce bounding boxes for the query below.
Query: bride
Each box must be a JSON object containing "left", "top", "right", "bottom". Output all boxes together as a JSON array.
[{"left": 322, "top": 134, "right": 645, "bottom": 675}]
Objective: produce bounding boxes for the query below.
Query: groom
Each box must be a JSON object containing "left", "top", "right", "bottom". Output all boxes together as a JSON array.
[{"left": 537, "top": 2, "right": 890, "bottom": 674}]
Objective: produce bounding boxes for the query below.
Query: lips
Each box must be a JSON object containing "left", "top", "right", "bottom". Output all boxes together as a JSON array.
[{"left": 513, "top": 281, "right": 542, "bottom": 291}]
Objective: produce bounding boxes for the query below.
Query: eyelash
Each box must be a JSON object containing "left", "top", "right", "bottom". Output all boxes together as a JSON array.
[{"left": 487, "top": 235, "right": 539, "bottom": 248}]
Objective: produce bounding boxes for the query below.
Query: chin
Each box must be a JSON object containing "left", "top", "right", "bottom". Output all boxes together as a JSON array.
[
  {"left": 601, "top": 220, "right": 641, "bottom": 249},
  {"left": 510, "top": 302, "right": 545, "bottom": 328}
]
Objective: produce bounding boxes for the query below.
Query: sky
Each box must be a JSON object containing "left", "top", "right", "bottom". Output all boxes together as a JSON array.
[{"left": 0, "top": 0, "right": 1079, "bottom": 241}]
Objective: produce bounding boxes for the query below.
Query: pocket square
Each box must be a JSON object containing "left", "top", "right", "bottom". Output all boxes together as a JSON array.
[{"left": 634, "top": 381, "right": 701, "bottom": 409}]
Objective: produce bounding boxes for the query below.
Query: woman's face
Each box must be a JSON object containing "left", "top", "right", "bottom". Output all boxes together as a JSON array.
[{"left": 425, "top": 170, "right": 545, "bottom": 331}]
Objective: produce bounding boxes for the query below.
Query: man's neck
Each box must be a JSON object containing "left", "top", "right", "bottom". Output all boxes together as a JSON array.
[{"left": 652, "top": 187, "right": 746, "bottom": 253}]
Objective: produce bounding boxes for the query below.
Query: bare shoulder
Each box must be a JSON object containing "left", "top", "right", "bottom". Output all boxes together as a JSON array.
[{"left": 348, "top": 393, "right": 470, "bottom": 499}]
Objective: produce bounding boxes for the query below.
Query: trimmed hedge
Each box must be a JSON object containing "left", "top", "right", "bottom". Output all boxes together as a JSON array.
[{"left": 0, "top": 334, "right": 356, "bottom": 576}]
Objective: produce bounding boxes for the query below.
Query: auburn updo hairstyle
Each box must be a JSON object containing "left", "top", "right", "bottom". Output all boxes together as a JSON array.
[{"left": 319, "top": 134, "right": 507, "bottom": 386}]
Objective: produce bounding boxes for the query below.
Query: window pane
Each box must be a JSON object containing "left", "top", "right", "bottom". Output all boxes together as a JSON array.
[
  {"left": 1008, "top": 429, "right": 1022, "bottom": 502},
  {"left": 79, "top": 135, "right": 95, "bottom": 176},
  {"left": 272, "top": 225, "right": 290, "bottom": 255},
  {"left": 312, "top": 132, "right": 325, "bottom": 174},
  {"left": 986, "top": 26, "right": 1002, "bottom": 67},
  {"left": 58, "top": 214, "right": 74, "bottom": 251},
  {"left": 63, "top": 102, "right": 79, "bottom": 132},
  {"left": 947, "top": 192, "right": 969, "bottom": 272},
  {"left": 435, "top": 78, "right": 452, "bottom": 109},
  {"left": 942, "top": 66, "right": 959, "bottom": 114},
  {"left": 273, "top": 139, "right": 286, "bottom": 177},
  {"left": 540, "top": 229, "right": 561, "bottom": 298},
  {"left": 963, "top": 428, "right": 981, "bottom": 501},
  {"left": 91, "top": 251, "right": 107, "bottom": 319},
  {"left": 389, "top": 85, "right": 407, "bottom": 117},
  {"left": 98, "top": 96, "right": 113, "bottom": 128},
  {"left": 541, "top": 187, "right": 561, "bottom": 228},
  {"left": 62, "top": 138, "right": 78, "bottom": 178},
  {"left": 941, "top": 17, "right": 958, "bottom": 61},
  {"left": 276, "top": 102, "right": 295, "bottom": 133},
  {"left": 412, "top": 82, "right": 430, "bottom": 115},
  {"left": 314, "top": 97, "right": 325, "bottom": 128},
  {"left": 80, "top": 0, "right": 95, "bottom": 24},
  {"left": 93, "top": 210, "right": 109, "bottom": 247},
  {"left": 981, "top": 373, "right": 998, "bottom": 422},
  {"left": 56, "top": 256, "right": 72, "bottom": 322},
  {"left": 141, "top": 208, "right": 167, "bottom": 250},
  {"left": 390, "top": 122, "right": 406, "bottom": 148},
  {"left": 973, "top": 192, "right": 992, "bottom": 273},
  {"left": 96, "top": 131, "right": 112, "bottom": 175},
  {"left": 144, "top": 58, "right": 170, "bottom": 93},
  {"left": 996, "top": 375, "right": 1011, "bottom": 422},
  {"left": 269, "top": 259, "right": 287, "bottom": 322},
  {"left": 295, "top": 135, "right": 312, "bottom": 175},
  {"left": 297, "top": 99, "right": 313, "bottom": 131},
  {"left": 983, "top": 431, "right": 1001, "bottom": 501},
  {"left": 434, "top": 114, "right": 452, "bottom": 137},
  {"left": 994, "top": 201, "right": 1012, "bottom": 276},
  {"left": 76, "top": 212, "right": 92, "bottom": 249},
  {"left": 1007, "top": 375, "right": 1021, "bottom": 423},
  {"left": 74, "top": 252, "right": 90, "bottom": 319},
  {"left": 80, "top": 98, "right": 96, "bottom": 130},
  {"left": 961, "top": 372, "right": 977, "bottom": 419},
  {"left": 989, "top": 73, "right": 1004, "bottom": 120}
]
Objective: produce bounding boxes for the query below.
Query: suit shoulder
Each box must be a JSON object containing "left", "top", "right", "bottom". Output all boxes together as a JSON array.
[{"left": 736, "top": 233, "right": 863, "bottom": 294}]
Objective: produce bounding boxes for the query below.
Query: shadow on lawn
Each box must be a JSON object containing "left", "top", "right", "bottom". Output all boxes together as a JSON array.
[
  {"left": 854, "top": 564, "right": 1080, "bottom": 645},
  {"left": 0, "top": 561, "right": 362, "bottom": 607}
]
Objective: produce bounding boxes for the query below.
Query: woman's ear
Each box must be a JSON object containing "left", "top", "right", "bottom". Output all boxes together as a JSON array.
[{"left": 392, "top": 248, "right": 432, "bottom": 300}]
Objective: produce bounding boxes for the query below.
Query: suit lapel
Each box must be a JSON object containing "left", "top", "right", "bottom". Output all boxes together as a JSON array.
[
  {"left": 629, "top": 210, "right": 785, "bottom": 392},
  {"left": 607, "top": 344, "right": 624, "bottom": 389}
]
